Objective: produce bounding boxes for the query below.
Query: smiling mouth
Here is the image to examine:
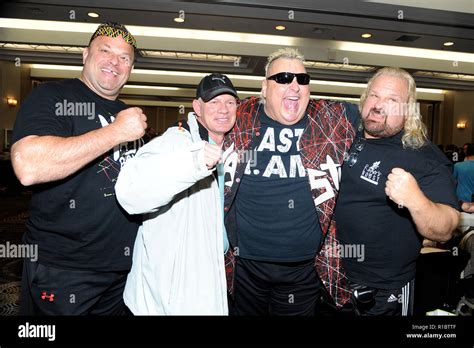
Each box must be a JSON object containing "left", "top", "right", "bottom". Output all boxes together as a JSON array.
[
  {"left": 101, "top": 68, "right": 119, "bottom": 76},
  {"left": 283, "top": 97, "right": 299, "bottom": 110}
]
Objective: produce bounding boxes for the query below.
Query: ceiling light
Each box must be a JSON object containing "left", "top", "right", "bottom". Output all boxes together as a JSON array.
[
  {"left": 0, "top": 18, "right": 298, "bottom": 46},
  {"left": 311, "top": 95, "right": 360, "bottom": 102},
  {"left": 338, "top": 41, "right": 474, "bottom": 63},
  {"left": 5, "top": 18, "right": 468, "bottom": 65},
  {"left": 122, "top": 99, "right": 192, "bottom": 108},
  {"left": 304, "top": 61, "right": 375, "bottom": 72},
  {"left": 87, "top": 12, "right": 100, "bottom": 18},
  {"left": 124, "top": 85, "right": 180, "bottom": 91},
  {"left": 141, "top": 50, "right": 240, "bottom": 62},
  {"left": 361, "top": 33, "right": 372, "bottom": 39},
  {"left": 275, "top": 25, "right": 286, "bottom": 31},
  {"left": 174, "top": 17, "right": 185, "bottom": 23},
  {"left": 443, "top": 41, "right": 454, "bottom": 47},
  {"left": 30, "top": 64, "right": 446, "bottom": 95},
  {"left": 0, "top": 42, "right": 84, "bottom": 53},
  {"left": 414, "top": 71, "right": 474, "bottom": 81},
  {"left": 1, "top": 18, "right": 472, "bottom": 65}
]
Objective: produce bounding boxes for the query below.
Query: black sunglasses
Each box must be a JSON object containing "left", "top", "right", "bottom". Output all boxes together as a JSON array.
[
  {"left": 266, "top": 72, "right": 311, "bottom": 85},
  {"left": 345, "top": 137, "right": 366, "bottom": 168}
]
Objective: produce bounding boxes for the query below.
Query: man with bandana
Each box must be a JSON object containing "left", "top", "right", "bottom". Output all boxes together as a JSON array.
[{"left": 11, "top": 22, "right": 146, "bottom": 315}]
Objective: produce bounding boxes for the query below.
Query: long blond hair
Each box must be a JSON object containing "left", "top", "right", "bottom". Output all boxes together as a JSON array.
[{"left": 360, "top": 67, "right": 427, "bottom": 149}]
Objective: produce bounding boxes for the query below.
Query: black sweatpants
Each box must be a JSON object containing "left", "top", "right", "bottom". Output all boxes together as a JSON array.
[
  {"left": 234, "top": 257, "right": 321, "bottom": 316},
  {"left": 20, "top": 258, "right": 129, "bottom": 315},
  {"left": 349, "top": 279, "right": 415, "bottom": 316}
]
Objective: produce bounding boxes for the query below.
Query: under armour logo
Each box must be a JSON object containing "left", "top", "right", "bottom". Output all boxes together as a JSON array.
[{"left": 41, "top": 291, "right": 55, "bottom": 302}]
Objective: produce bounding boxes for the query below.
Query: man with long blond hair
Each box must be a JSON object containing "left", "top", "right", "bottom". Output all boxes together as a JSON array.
[{"left": 335, "top": 67, "right": 460, "bottom": 315}]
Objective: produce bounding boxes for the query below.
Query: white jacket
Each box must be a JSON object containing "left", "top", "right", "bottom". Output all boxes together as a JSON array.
[{"left": 115, "top": 113, "right": 228, "bottom": 315}]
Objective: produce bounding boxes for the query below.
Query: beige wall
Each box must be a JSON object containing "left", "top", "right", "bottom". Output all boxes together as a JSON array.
[
  {"left": 152, "top": 106, "right": 193, "bottom": 135},
  {"left": 139, "top": 105, "right": 192, "bottom": 135},
  {"left": 0, "top": 59, "right": 193, "bottom": 149},
  {"left": 2, "top": 57, "right": 473, "bottom": 149},
  {"left": 0, "top": 61, "right": 22, "bottom": 152},
  {"left": 432, "top": 90, "right": 474, "bottom": 148},
  {"left": 450, "top": 91, "right": 474, "bottom": 147}
]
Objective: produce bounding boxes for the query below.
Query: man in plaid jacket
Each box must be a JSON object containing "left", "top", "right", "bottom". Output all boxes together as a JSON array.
[{"left": 222, "top": 48, "right": 359, "bottom": 315}]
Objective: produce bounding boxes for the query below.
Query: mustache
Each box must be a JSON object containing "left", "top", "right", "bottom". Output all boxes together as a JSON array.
[{"left": 368, "top": 107, "right": 387, "bottom": 117}]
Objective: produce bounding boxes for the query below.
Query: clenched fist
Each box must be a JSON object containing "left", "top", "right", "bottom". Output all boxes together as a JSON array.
[
  {"left": 385, "top": 167, "right": 421, "bottom": 209},
  {"left": 112, "top": 107, "right": 147, "bottom": 143},
  {"left": 203, "top": 142, "right": 223, "bottom": 169}
]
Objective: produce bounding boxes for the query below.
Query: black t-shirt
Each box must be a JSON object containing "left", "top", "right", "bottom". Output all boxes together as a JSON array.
[
  {"left": 235, "top": 108, "right": 322, "bottom": 262},
  {"left": 335, "top": 131, "right": 459, "bottom": 289},
  {"left": 12, "top": 79, "right": 142, "bottom": 271}
]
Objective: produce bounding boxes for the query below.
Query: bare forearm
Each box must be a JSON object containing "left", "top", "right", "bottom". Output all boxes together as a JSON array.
[
  {"left": 409, "top": 197, "right": 459, "bottom": 242},
  {"left": 12, "top": 126, "right": 118, "bottom": 186}
]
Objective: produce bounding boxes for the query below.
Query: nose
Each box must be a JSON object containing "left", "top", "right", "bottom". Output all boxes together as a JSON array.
[
  {"left": 289, "top": 76, "right": 300, "bottom": 91},
  {"left": 373, "top": 98, "right": 385, "bottom": 110},
  {"left": 217, "top": 102, "right": 229, "bottom": 114},
  {"left": 109, "top": 53, "right": 119, "bottom": 66}
]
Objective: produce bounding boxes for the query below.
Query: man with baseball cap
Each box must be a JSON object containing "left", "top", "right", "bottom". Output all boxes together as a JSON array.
[
  {"left": 11, "top": 22, "right": 146, "bottom": 315},
  {"left": 115, "top": 73, "right": 238, "bottom": 315}
]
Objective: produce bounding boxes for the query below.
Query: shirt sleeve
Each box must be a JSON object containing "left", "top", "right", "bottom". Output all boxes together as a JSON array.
[
  {"left": 342, "top": 101, "right": 361, "bottom": 130},
  {"left": 115, "top": 127, "right": 213, "bottom": 215},
  {"left": 417, "top": 158, "right": 460, "bottom": 210},
  {"left": 453, "top": 163, "right": 459, "bottom": 180},
  {"left": 12, "top": 82, "right": 73, "bottom": 144}
]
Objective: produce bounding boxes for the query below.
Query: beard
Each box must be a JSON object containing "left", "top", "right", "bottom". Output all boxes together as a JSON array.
[{"left": 362, "top": 110, "right": 404, "bottom": 138}]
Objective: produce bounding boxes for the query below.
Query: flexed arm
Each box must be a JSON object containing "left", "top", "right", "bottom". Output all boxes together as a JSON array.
[
  {"left": 385, "top": 168, "right": 459, "bottom": 242},
  {"left": 12, "top": 107, "right": 147, "bottom": 186}
]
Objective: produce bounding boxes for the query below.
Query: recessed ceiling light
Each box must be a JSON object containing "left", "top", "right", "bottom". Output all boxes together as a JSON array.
[
  {"left": 30, "top": 64, "right": 446, "bottom": 94},
  {"left": 174, "top": 17, "right": 185, "bottom": 23},
  {"left": 443, "top": 41, "right": 454, "bottom": 47},
  {"left": 275, "top": 25, "right": 286, "bottom": 31},
  {"left": 361, "top": 33, "right": 372, "bottom": 39},
  {"left": 3, "top": 19, "right": 473, "bottom": 64},
  {"left": 87, "top": 12, "right": 100, "bottom": 18}
]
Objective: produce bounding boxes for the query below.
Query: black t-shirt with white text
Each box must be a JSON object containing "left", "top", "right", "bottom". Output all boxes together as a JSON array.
[
  {"left": 335, "top": 131, "right": 459, "bottom": 289},
  {"left": 235, "top": 108, "right": 322, "bottom": 262},
  {"left": 12, "top": 79, "right": 142, "bottom": 271}
]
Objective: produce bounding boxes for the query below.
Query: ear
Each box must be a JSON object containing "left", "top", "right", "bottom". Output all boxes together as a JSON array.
[
  {"left": 82, "top": 47, "right": 89, "bottom": 65},
  {"left": 261, "top": 79, "right": 268, "bottom": 100},
  {"left": 192, "top": 99, "right": 201, "bottom": 116}
]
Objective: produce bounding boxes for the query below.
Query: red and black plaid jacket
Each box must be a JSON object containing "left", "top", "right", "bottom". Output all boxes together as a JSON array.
[{"left": 223, "top": 96, "right": 357, "bottom": 307}]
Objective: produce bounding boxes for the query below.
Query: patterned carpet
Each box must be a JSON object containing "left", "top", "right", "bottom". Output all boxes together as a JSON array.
[
  {"left": 0, "top": 281, "right": 21, "bottom": 315},
  {"left": 0, "top": 192, "right": 31, "bottom": 316}
]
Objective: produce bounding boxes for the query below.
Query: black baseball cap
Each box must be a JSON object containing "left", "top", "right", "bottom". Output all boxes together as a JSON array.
[{"left": 196, "top": 73, "right": 238, "bottom": 102}]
